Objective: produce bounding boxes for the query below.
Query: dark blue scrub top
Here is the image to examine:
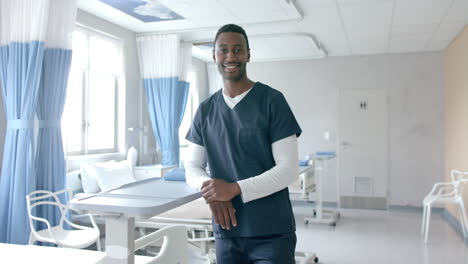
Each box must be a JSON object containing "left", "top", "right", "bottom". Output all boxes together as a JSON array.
[{"left": 186, "top": 82, "right": 302, "bottom": 238}]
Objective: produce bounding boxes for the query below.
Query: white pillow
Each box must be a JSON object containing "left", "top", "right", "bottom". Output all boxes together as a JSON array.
[
  {"left": 94, "top": 160, "right": 136, "bottom": 192},
  {"left": 80, "top": 160, "right": 115, "bottom": 193}
]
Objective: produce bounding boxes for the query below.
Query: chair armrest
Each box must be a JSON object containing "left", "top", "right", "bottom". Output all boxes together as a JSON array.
[
  {"left": 435, "top": 186, "right": 455, "bottom": 197},
  {"left": 29, "top": 215, "right": 57, "bottom": 242},
  {"left": 62, "top": 213, "right": 99, "bottom": 231},
  {"left": 135, "top": 225, "right": 188, "bottom": 264},
  {"left": 428, "top": 182, "right": 454, "bottom": 196}
]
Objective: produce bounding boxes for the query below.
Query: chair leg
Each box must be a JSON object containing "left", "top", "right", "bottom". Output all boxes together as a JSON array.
[
  {"left": 96, "top": 237, "right": 102, "bottom": 251},
  {"left": 424, "top": 205, "right": 432, "bottom": 243},
  {"left": 421, "top": 205, "right": 427, "bottom": 235},
  {"left": 28, "top": 233, "right": 36, "bottom": 245},
  {"left": 458, "top": 201, "right": 468, "bottom": 238}
]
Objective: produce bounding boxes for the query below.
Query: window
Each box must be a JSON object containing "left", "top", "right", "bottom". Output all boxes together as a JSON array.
[{"left": 62, "top": 27, "right": 123, "bottom": 155}]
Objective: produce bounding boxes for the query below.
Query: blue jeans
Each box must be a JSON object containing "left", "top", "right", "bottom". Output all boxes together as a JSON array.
[{"left": 215, "top": 232, "right": 297, "bottom": 264}]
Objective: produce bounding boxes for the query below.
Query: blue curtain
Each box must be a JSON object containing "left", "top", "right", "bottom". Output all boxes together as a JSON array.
[
  {"left": 35, "top": 49, "right": 72, "bottom": 231},
  {"left": 144, "top": 77, "right": 189, "bottom": 166},
  {"left": 0, "top": 41, "right": 45, "bottom": 244}
]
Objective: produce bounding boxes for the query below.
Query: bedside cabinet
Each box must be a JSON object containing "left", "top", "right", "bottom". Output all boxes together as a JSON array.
[{"left": 133, "top": 164, "right": 176, "bottom": 181}]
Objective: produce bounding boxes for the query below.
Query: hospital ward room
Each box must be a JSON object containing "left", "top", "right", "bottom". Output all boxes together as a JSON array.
[{"left": 1, "top": 0, "right": 468, "bottom": 263}]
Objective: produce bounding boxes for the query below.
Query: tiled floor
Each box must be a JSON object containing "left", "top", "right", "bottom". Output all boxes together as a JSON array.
[
  {"left": 190, "top": 203, "right": 467, "bottom": 264},
  {"left": 293, "top": 203, "right": 468, "bottom": 264}
]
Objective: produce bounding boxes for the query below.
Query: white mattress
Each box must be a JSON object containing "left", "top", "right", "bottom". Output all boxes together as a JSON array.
[{"left": 155, "top": 197, "right": 212, "bottom": 220}]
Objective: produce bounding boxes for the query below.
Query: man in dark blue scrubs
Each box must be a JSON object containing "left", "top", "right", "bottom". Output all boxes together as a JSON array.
[{"left": 185, "top": 24, "right": 301, "bottom": 264}]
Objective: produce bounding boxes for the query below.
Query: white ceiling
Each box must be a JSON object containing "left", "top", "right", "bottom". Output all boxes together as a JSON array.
[{"left": 77, "top": 0, "right": 468, "bottom": 62}]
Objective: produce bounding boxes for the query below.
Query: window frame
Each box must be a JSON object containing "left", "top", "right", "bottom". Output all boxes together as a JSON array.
[{"left": 65, "top": 25, "right": 123, "bottom": 156}]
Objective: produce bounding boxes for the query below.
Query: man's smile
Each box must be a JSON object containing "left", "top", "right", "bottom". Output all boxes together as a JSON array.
[{"left": 223, "top": 63, "right": 240, "bottom": 72}]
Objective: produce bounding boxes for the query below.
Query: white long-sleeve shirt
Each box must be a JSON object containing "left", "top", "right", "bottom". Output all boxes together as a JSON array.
[
  {"left": 184, "top": 87, "right": 299, "bottom": 203},
  {"left": 185, "top": 136, "right": 299, "bottom": 203}
]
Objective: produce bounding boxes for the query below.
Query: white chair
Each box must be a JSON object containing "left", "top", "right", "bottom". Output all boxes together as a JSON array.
[
  {"left": 422, "top": 169, "right": 468, "bottom": 243},
  {"left": 26, "top": 189, "right": 101, "bottom": 250},
  {"left": 135, "top": 225, "right": 188, "bottom": 264}
]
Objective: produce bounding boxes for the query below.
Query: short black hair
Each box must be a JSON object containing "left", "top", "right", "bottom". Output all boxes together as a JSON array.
[{"left": 213, "top": 24, "right": 250, "bottom": 50}]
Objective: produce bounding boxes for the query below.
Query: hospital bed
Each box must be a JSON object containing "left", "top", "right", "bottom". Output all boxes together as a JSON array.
[
  {"left": 70, "top": 177, "right": 200, "bottom": 263},
  {"left": 135, "top": 197, "right": 214, "bottom": 255},
  {"left": 67, "top": 169, "right": 215, "bottom": 257},
  {"left": 66, "top": 169, "right": 318, "bottom": 263}
]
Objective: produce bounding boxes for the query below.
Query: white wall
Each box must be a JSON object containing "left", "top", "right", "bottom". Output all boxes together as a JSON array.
[{"left": 248, "top": 52, "right": 445, "bottom": 206}]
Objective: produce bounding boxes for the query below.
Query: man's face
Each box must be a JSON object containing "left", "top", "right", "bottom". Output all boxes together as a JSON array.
[{"left": 213, "top": 32, "right": 250, "bottom": 82}]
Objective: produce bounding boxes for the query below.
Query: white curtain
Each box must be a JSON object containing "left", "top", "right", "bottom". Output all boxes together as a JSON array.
[
  {"left": 136, "top": 34, "right": 192, "bottom": 166},
  {"left": 207, "top": 62, "right": 223, "bottom": 96}
]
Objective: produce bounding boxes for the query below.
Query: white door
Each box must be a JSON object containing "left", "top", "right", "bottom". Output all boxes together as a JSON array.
[{"left": 338, "top": 90, "right": 388, "bottom": 203}]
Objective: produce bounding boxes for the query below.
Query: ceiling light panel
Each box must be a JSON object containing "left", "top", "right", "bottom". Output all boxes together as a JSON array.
[
  {"left": 249, "top": 34, "right": 325, "bottom": 61},
  {"left": 192, "top": 33, "right": 325, "bottom": 62}
]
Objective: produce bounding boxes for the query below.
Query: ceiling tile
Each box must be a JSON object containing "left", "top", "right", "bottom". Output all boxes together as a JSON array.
[
  {"left": 389, "top": 34, "right": 432, "bottom": 53},
  {"left": 445, "top": 0, "right": 468, "bottom": 22},
  {"left": 426, "top": 38, "right": 451, "bottom": 51},
  {"left": 296, "top": 0, "right": 336, "bottom": 9},
  {"left": 296, "top": 3, "right": 350, "bottom": 56},
  {"left": 219, "top": 0, "right": 289, "bottom": 23},
  {"left": 393, "top": 0, "right": 453, "bottom": 25},
  {"left": 159, "top": 0, "right": 237, "bottom": 27},
  {"left": 391, "top": 23, "right": 438, "bottom": 36},
  {"left": 427, "top": 19, "right": 466, "bottom": 50},
  {"left": 244, "top": 23, "right": 300, "bottom": 36},
  {"left": 338, "top": 0, "right": 393, "bottom": 54},
  {"left": 78, "top": 0, "right": 465, "bottom": 59}
]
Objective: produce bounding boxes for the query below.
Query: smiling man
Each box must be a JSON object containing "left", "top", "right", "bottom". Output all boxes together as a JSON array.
[{"left": 185, "top": 24, "right": 302, "bottom": 264}]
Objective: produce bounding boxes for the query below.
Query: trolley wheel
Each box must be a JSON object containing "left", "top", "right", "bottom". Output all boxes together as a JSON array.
[
  {"left": 313, "top": 209, "right": 317, "bottom": 216},
  {"left": 304, "top": 219, "right": 309, "bottom": 224},
  {"left": 314, "top": 257, "right": 319, "bottom": 263},
  {"left": 329, "top": 222, "right": 336, "bottom": 227},
  {"left": 336, "top": 213, "right": 341, "bottom": 219}
]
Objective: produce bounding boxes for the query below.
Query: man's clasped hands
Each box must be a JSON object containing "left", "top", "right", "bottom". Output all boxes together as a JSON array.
[{"left": 201, "top": 178, "right": 241, "bottom": 230}]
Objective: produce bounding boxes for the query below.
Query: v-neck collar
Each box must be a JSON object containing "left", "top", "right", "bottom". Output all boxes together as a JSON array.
[{"left": 220, "top": 82, "right": 258, "bottom": 111}]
